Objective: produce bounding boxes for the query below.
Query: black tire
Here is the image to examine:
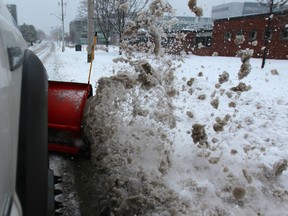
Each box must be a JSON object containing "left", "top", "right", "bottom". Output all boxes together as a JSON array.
[{"left": 16, "top": 49, "right": 49, "bottom": 216}]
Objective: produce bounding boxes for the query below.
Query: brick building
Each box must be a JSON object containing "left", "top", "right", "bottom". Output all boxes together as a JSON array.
[{"left": 209, "top": 11, "right": 288, "bottom": 59}]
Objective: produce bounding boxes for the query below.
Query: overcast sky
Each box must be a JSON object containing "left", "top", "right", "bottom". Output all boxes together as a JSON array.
[{"left": 4, "top": 0, "right": 253, "bottom": 34}]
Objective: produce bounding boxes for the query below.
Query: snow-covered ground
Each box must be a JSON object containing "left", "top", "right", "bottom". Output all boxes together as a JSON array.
[{"left": 38, "top": 42, "right": 288, "bottom": 215}]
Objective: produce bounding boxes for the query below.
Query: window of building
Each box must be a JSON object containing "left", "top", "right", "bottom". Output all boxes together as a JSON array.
[
  {"left": 281, "top": 27, "right": 288, "bottom": 40},
  {"left": 196, "top": 36, "right": 212, "bottom": 47},
  {"left": 224, "top": 32, "right": 232, "bottom": 42},
  {"left": 236, "top": 30, "right": 244, "bottom": 36},
  {"left": 264, "top": 29, "right": 272, "bottom": 40},
  {"left": 249, "top": 30, "right": 257, "bottom": 41},
  {"left": 212, "top": 7, "right": 229, "bottom": 13}
]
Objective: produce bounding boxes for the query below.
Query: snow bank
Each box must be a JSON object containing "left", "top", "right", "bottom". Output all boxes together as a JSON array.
[
  {"left": 39, "top": 38, "right": 288, "bottom": 215},
  {"left": 81, "top": 51, "right": 288, "bottom": 215}
]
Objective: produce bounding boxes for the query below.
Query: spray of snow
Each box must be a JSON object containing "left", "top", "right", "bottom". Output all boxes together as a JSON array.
[
  {"left": 37, "top": 0, "right": 288, "bottom": 215},
  {"left": 80, "top": 0, "right": 288, "bottom": 213}
]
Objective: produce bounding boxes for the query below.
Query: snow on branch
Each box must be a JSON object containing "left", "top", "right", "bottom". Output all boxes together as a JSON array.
[{"left": 122, "top": 0, "right": 174, "bottom": 56}]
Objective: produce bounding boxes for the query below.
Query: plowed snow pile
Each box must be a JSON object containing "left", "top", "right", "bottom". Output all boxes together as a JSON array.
[
  {"left": 40, "top": 0, "right": 288, "bottom": 213},
  {"left": 82, "top": 53, "right": 288, "bottom": 215}
]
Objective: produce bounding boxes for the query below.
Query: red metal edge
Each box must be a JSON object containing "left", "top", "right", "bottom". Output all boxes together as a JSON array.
[
  {"left": 48, "top": 143, "right": 79, "bottom": 155},
  {"left": 48, "top": 123, "right": 80, "bottom": 131}
]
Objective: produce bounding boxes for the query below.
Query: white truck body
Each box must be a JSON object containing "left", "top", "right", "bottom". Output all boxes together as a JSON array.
[{"left": 0, "top": 1, "right": 27, "bottom": 215}]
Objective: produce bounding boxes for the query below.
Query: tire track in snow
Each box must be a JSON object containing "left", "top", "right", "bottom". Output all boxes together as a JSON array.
[{"left": 32, "top": 41, "right": 55, "bottom": 64}]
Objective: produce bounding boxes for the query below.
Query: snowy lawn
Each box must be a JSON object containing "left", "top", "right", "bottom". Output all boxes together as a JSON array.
[{"left": 45, "top": 44, "right": 288, "bottom": 215}]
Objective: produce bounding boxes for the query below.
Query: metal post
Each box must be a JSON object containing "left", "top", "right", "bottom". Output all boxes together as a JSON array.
[
  {"left": 87, "top": 0, "right": 94, "bottom": 63},
  {"left": 261, "top": 0, "right": 274, "bottom": 68},
  {"left": 61, "top": 0, "right": 65, "bottom": 52}
]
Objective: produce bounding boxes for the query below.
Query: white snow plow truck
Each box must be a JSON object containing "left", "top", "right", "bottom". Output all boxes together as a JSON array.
[{"left": 0, "top": 1, "right": 56, "bottom": 215}]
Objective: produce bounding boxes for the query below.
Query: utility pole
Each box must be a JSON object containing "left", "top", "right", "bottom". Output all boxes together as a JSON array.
[
  {"left": 50, "top": 0, "right": 65, "bottom": 52},
  {"left": 61, "top": 0, "right": 65, "bottom": 52},
  {"left": 87, "top": 0, "right": 94, "bottom": 63},
  {"left": 261, "top": 0, "right": 274, "bottom": 68},
  {"left": 259, "top": 0, "right": 287, "bottom": 68}
]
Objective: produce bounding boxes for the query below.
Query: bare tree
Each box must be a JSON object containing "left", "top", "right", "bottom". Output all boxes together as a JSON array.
[
  {"left": 123, "top": 0, "right": 174, "bottom": 56},
  {"left": 49, "top": 26, "right": 62, "bottom": 44},
  {"left": 77, "top": 0, "right": 114, "bottom": 51},
  {"left": 77, "top": 0, "right": 149, "bottom": 53},
  {"left": 94, "top": 0, "right": 115, "bottom": 50},
  {"left": 36, "top": 29, "right": 47, "bottom": 41},
  {"left": 257, "top": 0, "right": 287, "bottom": 68},
  {"left": 76, "top": 0, "right": 88, "bottom": 19},
  {"left": 122, "top": 0, "right": 204, "bottom": 56},
  {"left": 111, "top": 0, "right": 149, "bottom": 54}
]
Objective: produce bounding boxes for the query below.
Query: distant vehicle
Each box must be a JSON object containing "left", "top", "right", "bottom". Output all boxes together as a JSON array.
[{"left": 0, "top": 1, "right": 53, "bottom": 215}]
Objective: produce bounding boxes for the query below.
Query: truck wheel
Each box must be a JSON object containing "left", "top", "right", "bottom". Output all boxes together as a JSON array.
[{"left": 16, "top": 50, "right": 49, "bottom": 216}]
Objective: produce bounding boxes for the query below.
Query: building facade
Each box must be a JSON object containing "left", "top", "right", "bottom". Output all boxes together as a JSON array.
[
  {"left": 212, "top": 2, "right": 269, "bottom": 19},
  {"left": 70, "top": 15, "right": 213, "bottom": 46},
  {"left": 164, "top": 16, "right": 213, "bottom": 31},
  {"left": 69, "top": 19, "right": 88, "bottom": 44},
  {"left": 207, "top": 11, "right": 288, "bottom": 59},
  {"left": 69, "top": 19, "right": 115, "bottom": 45}
]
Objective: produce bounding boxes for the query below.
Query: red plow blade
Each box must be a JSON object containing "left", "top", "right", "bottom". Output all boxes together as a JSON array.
[{"left": 48, "top": 81, "right": 92, "bottom": 155}]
